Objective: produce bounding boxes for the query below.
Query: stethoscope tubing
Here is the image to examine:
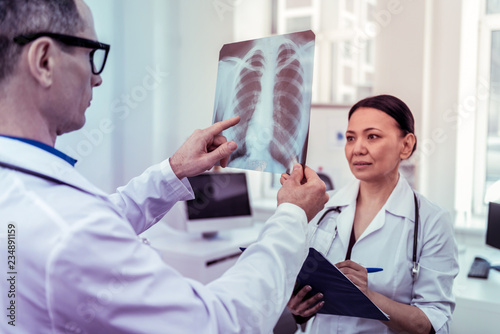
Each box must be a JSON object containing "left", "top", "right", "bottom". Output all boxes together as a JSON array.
[{"left": 314, "top": 192, "right": 420, "bottom": 280}]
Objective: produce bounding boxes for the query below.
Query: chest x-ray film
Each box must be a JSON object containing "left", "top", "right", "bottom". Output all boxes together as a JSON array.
[{"left": 212, "top": 30, "right": 315, "bottom": 174}]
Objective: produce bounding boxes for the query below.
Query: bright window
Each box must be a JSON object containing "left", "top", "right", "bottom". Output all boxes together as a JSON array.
[
  {"left": 474, "top": 1, "right": 500, "bottom": 216},
  {"left": 275, "top": 0, "right": 376, "bottom": 105}
]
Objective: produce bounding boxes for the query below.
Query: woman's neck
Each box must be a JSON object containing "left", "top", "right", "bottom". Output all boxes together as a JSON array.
[{"left": 357, "top": 172, "right": 400, "bottom": 209}]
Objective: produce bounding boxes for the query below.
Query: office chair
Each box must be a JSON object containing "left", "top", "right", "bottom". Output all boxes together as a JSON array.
[{"left": 318, "top": 172, "right": 334, "bottom": 191}]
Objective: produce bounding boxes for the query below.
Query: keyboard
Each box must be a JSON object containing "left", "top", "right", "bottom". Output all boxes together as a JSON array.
[{"left": 468, "top": 257, "right": 490, "bottom": 279}]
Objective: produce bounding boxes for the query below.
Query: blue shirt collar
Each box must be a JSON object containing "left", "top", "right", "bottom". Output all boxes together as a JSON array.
[{"left": 0, "top": 135, "right": 77, "bottom": 167}]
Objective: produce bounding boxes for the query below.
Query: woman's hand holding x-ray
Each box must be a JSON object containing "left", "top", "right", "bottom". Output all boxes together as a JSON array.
[{"left": 170, "top": 116, "right": 240, "bottom": 179}]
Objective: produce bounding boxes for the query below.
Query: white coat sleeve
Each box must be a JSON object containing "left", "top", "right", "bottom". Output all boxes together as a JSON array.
[
  {"left": 205, "top": 203, "right": 309, "bottom": 333},
  {"left": 46, "top": 201, "right": 308, "bottom": 334},
  {"left": 107, "top": 159, "right": 194, "bottom": 234},
  {"left": 411, "top": 209, "right": 459, "bottom": 334}
]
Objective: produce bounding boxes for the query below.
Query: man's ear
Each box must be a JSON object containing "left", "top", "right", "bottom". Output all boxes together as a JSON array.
[
  {"left": 26, "top": 38, "right": 56, "bottom": 88},
  {"left": 400, "top": 133, "right": 416, "bottom": 160}
]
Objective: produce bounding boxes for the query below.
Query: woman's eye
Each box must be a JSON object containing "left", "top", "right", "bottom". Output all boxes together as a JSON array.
[
  {"left": 368, "top": 134, "right": 379, "bottom": 139},
  {"left": 346, "top": 136, "right": 355, "bottom": 142}
]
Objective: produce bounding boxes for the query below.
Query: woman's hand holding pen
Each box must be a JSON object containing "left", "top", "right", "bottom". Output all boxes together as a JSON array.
[{"left": 335, "top": 260, "right": 372, "bottom": 298}]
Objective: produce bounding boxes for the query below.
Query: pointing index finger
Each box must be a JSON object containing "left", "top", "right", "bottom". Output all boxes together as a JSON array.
[{"left": 208, "top": 116, "right": 241, "bottom": 135}]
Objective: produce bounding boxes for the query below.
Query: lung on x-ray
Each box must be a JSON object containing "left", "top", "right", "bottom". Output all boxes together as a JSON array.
[{"left": 212, "top": 30, "right": 315, "bottom": 174}]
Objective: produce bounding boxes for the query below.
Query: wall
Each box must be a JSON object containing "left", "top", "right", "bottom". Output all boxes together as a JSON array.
[
  {"left": 174, "top": 1, "right": 235, "bottom": 149},
  {"left": 55, "top": 0, "right": 118, "bottom": 192},
  {"left": 307, "top": 107, "right": 355, "bottom": 191},
  {"left": 234, "top": 0, "right": 273, "bottom": 41},
  {"left": 374, "top": 0, "right": 463, "bottom": 213}
]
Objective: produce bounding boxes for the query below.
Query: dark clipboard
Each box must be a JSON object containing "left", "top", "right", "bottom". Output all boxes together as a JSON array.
[{"left": 295, "top": 248, "right": 389, "bottom": 321}]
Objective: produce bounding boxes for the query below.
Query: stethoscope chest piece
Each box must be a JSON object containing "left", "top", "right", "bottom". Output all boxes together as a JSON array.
[{"left": 412, "top": 262, "right": 420, "bottom": 280}]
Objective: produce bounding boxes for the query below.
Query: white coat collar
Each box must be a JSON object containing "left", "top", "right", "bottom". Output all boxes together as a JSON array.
[
  {"left": 326, "top": 173, "right": 416, "bottom": 221},
  {"left": 0, "top": 137, "right": 107, "bottom": 197},
  {"left": 319, "top": 174, "right": 416, "bottom": 247},
  {"left": 384, "top": 174, "right": 416, "bottom": 222}
]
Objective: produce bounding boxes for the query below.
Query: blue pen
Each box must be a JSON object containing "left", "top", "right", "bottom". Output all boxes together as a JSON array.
[{"left": 366, "top": 268, "right": 383, "bottom": 273}]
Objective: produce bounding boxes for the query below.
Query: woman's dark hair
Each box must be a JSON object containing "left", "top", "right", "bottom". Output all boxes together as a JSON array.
[{"left": 348, "top": 94, "right": 417, "bottom": 157}]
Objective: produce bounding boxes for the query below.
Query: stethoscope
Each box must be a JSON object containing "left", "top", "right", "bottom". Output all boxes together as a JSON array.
[
  {"left": 0, "top": 160, "right": 68, "bottom": 185},
  {"left": 0, "top": 160, "right": 152, "bottom": 246},
  {"left": 313, "top": 192, "right": 420, "bottom": 280}
]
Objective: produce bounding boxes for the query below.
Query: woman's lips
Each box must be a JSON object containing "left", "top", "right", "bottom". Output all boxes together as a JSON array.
[{"left": 353, "top": 161, "right": 372, "bottom": 169}]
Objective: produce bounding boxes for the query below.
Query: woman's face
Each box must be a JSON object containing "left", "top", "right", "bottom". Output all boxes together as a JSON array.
[{"left": 345, "top": 107, "right": 414, "bottom": 183}]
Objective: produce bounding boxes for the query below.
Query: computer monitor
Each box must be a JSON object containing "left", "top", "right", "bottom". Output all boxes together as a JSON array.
[
  {"left": 486, "top": 202, "right": 500, "bottom": 250},
  {"left": 183, "top": 172, "right": 253, "bottom": 238}
]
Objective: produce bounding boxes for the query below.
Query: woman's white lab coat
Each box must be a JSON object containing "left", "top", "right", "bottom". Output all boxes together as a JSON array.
[
  {"left": 307, "top": 175, "right": 459, "bottom": 334},
  {"left": 0, "top": 137, "right": 309, "bottom": 334}
]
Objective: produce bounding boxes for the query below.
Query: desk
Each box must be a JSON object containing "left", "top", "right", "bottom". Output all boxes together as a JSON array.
[
  {"left": 144, "top": 222, "right": 264, "bottom": 284},
  {"left": 450, "top": 246, "right": 500, "bottom": 334}
]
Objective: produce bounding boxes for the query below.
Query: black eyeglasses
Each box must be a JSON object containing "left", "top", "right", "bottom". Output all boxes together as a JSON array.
[{"left": 13, "top": 32, "right": 110, "bottom": 75}]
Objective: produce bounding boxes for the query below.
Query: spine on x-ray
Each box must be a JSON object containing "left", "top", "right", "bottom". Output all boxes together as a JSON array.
[{"left": 270, "top": 42, "right": 305, "bottom": 170}]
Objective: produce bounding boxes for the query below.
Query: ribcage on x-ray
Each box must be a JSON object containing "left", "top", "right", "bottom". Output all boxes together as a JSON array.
[
  {"left": 230, "top": 50, "right": 266, "bottom": 160},
  {"left": 270, "top": 43, "right": 304, "bottom": 169},
  {"left": 225, "top": 39, "right": 307, "bottom": 171}
]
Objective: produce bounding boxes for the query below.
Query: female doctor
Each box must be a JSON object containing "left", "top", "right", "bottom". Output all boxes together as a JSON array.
[{"left": 286, "top": 95, "right": 459, "bottom": 333}]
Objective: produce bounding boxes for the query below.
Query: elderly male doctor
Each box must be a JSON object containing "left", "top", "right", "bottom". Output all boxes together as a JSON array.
[{"left": 0, "top": 0, "right": 329, "bottom": 333}]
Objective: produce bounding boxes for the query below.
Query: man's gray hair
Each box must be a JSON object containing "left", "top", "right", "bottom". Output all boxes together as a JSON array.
[{"left": 0, "top": 0, "right": 86, "bottom": 83}]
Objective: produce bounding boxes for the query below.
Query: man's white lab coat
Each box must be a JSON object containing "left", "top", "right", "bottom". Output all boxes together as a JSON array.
[{"left": 0, "top": 137, "right": 308, "bottom": 334}]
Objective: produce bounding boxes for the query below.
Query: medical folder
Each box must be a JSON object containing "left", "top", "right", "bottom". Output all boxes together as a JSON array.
[{"left": 295, "top": 248, "right": 390, "bottom": 321}]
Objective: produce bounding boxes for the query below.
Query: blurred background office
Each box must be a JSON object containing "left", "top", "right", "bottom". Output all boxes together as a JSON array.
[{"left": 56, "top": 1, "right": 500, "bottom": 333}]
